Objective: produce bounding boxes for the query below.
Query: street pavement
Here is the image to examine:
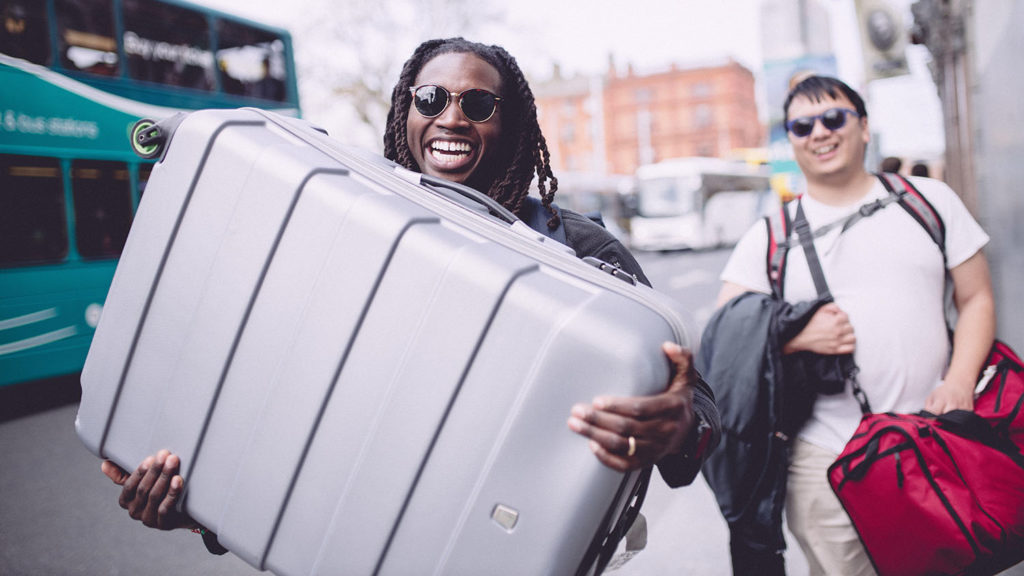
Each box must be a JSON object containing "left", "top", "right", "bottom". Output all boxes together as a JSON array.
[{"left": 0, "top": 402, "right": 260, "bottom": 576}]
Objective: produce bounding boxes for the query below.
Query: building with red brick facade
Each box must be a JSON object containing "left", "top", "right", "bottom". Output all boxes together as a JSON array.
[{"left": 534, "top": 59, "right": 764, "bottom": 176}]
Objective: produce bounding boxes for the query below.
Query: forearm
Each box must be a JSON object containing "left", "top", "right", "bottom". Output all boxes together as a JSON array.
[
  {"left": 782, "top": 330, "right": 811, "bottom": 355},
  {"left": 945, "top": 292, "right": 996, "bottom": 389}
]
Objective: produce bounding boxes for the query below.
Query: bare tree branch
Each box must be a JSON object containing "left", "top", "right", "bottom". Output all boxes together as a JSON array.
[{"left": 287, "top": 0, "right": 505, "bottom": 149}]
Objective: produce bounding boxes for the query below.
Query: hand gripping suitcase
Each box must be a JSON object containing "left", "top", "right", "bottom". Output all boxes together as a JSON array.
[{"left": 75, "top": 108, "right": 694, "bottom": 576}]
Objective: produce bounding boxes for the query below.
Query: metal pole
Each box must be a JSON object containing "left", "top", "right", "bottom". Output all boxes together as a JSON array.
[{"left": 939, "top": 0, "right": 977, "bottom": 213}]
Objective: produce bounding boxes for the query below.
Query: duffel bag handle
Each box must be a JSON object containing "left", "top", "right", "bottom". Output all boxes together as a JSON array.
[
  {"left": 927, "top": 409, "right": 1024, "bottom": 466},
  {"left": 928, "top": 409, "right": 997, "bottom": 443}
]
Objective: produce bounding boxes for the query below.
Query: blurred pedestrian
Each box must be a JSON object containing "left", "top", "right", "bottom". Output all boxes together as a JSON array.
[
  {"left": 911, "top": 161, "right": 930, "bottom": 177},
  {"left": 880, "top": 156, "right": 902, "bottom": 173},
  {"left": 703, "top": 75, "right": 994, "bottom": 575}
]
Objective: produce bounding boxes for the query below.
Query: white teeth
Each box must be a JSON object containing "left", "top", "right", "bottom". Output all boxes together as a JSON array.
[
  {"left": 814, "top": 144, "right": 837, "bottom": 154},
  {"left": 431, "top": 141, "right": 471, "bottom": 152}
]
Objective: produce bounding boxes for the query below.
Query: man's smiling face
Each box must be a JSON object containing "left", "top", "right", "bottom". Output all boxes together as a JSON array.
[
  {"left": 786, "top": 93, "right": 870, "bottom": 185},
  {"left": 406, "top": 52, "right": 504, "bottom": 192}
]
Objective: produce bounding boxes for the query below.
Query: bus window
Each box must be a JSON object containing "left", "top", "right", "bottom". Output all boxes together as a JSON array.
[
  {"left": 122, "top": 0, "right": 214, "bottom": 92},
  {"left": 71, "top": 160, "right": 132, "bottom": 259},
  {"left": 0, "top": 155, "right": 68, "bottom": 266},
  {"left": 1, "top": 0, "right": 51, "bottom": 65},
  {"left": 55, "top": 0, "right": 118, "bottom": 76},
  {"left": 137, "top": 163, "right": 153, "bottom": 200},
  {"left": 217, "top": 19, "right": 288, "bottom": 102}
]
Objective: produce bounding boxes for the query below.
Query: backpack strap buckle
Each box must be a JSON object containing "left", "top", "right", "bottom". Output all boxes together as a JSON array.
[{"left": 858, "top": 198, "right": 886, "bottom": 218}]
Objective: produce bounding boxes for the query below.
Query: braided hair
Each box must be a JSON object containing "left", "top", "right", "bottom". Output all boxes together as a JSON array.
[{"left": 383, "top": 37, "right": 560, "bottom": 229}]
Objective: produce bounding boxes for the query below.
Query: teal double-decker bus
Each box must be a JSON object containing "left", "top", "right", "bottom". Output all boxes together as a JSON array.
[{"left": 0, "top": 0, "right": 300, "bottom": 393}]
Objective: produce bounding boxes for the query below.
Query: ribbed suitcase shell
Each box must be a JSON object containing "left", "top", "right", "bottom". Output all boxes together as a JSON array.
[{"left": 76, "top": 108, "right": 693, "bottom": 576}]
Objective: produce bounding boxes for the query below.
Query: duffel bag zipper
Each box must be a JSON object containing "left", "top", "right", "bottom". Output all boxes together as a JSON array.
[
  {"left": 989, "top": 359, "right": 1013, "bottom": 411},
  {"left": 928, "top": 428, "right": 1006, "bottom": 546},
  {"left": 995, "top": 359, "right": 1018, "bottom": 413}
]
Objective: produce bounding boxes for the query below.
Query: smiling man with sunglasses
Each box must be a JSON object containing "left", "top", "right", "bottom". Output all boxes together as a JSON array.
[
  {"left": 101, "top": 37, "right": 722, "bottom": 567},
  {"left": 711, "top": 76, "right": 995, "bottom": 575},
  {"left": 389, "top": 38, "right": 719, "bottom": 485}
]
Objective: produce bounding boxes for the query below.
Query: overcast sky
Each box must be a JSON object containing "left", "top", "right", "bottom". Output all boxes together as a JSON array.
[{"left": 201, "top": 0, "right": 944, "bottom": 160}]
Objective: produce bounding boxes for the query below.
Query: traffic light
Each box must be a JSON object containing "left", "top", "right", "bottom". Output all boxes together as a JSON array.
[{"left": 855, "top": 0, "right": 910, "bottom": 81}]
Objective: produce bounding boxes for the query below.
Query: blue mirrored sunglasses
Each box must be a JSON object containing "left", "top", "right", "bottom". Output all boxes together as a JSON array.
[{"left": 785, "top": 108, "right": 860, "bottom": 138}]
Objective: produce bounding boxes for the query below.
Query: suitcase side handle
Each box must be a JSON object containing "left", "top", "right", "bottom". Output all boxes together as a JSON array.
[{"left": 395, "top": 168, "right": 519, "bottom": 225}]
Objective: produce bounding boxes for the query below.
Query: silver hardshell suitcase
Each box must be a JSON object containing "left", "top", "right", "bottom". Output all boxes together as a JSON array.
[{"left": 76, "top": 108, "right": 694, "bottom": 576}]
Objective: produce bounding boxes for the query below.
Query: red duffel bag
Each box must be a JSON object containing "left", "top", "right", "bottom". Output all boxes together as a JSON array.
[
  {"left": 828, "top": 408, "right": 1024, "bottom": 576},
  {"left": 973, "top": 340, "right": 1024, "bottom": 450}
]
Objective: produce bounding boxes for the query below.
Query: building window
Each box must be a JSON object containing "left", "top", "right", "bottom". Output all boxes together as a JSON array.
[
  {"left": 692, "top": 82, "right": 712, "bottom": 98},
  {"left": 694, "top": 104, "right": 713, "bottom": 128},
  {"left": 561, "top": 121, "right": 576, "bottom": 143}
]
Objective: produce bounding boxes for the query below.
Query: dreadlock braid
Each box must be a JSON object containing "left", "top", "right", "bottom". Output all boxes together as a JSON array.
[
  {"left": 383, "top": 38, "right": 560, "bottom": 229},
  {"left": 383, "top": 39, "right": 447, "bottom": 171}
]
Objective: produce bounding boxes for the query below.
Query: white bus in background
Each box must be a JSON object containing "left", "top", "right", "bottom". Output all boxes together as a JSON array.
[
  {"left": 531, "top": 171, "right": 635, "bottom": 243},
  {"left": 628, "top": 157, "right": 776, "bottom": 251}
]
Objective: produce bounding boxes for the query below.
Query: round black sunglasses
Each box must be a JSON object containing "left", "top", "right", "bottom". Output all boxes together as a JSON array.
[
  {"left": 410, "top": 85, "right": 502, "bottom": 123},
  {"left": 786, "top": 108, "right": 860, "bottom": 138}
]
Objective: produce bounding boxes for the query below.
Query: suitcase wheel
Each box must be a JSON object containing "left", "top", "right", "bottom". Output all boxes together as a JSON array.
[{"left": 130, "top": 119, "right": 164, "bottom": 159}]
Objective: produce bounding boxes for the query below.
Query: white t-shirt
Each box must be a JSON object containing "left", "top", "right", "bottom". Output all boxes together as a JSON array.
[{"left": 720, "top": 176, "right": 989, "bottom": 453}]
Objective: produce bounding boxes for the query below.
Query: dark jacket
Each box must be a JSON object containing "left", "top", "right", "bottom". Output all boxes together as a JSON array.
[{"left": 698, "top": 291, "right": 839, "bottom": 561}]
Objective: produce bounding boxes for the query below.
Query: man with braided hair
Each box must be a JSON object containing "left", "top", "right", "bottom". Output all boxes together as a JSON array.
[
  {"left": 384, "top": 38, "right": 556, "bottom": 228},
  {"left": 101, "top": 38, "right": 720, "bottom": 563},
  {"left": 385, "top": 36, "right": 718, "bottom": 480},
  {"left": 384, "top": 37, "right": 638, "bottom": 271}
]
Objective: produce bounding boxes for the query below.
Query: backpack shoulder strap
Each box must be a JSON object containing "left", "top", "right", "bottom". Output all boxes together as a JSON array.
[
  {"left": 765, "top": 176, "right": 950, "bottom": 302},
  {"left": 876, "top": 172, "right": 947, "bottom": 264},
  {"left": 765, "top": 200, "right": 793, "bottom": 299},
  {"left": 877, "top": 172, "right": 957, "bottom": 337}
]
